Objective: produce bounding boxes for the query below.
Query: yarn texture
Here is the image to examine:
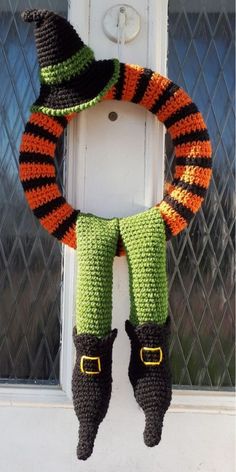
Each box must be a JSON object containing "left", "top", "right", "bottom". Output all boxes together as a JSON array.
[
  {"left": 19, "top": 63, "right": 212, "bottom": 247},
  {"left": 73, "top": 210, "right": 171, "bottom": 457},
  {"left": 75, "top": 214, "right": 119, "bottom": 337},
  {"left": 19, "top": 9, "right": 212, "bottom": 245},
  {"left": 104, "top": 63, "right": 212, "bottom": 239},
  {"left": 120, "top": 207, "right": 168, "bottom": 326},
  {"left": 72, "top": 327, "right": 117, "bottom": 460},
  {"left": 22, "top": 9, "right": 120, "bottom": 115},
  {"left": 125, "top": 317, "right": 172, "bottom": 447}
]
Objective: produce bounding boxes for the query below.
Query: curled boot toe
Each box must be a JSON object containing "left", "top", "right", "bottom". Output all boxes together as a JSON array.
[
  {"left": 125, "top": 317, "right": 172, "bottom": 447},
  {"left": 72, "top": 327, "right": 117, "bottom": 460}
]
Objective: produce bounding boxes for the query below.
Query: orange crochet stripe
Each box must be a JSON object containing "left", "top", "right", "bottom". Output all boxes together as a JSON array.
[
  {"left": 122, "top": 64, "right": 144, "bottom": 101},
  {"left": 67, "top": 113, "right": 77, "bottom": 123},
  {"left": 175, "top": 166, "right": 212, "bottom": 188},
  {"left": 60, "top": 225, "right": 77, "bottom": 248},
  {"left": 164, "top": 182, "right": 175, "bottom": 195},
  {"left": 20, "top": 163, "right": 55, "bottom": 180},
  {"left": 103, "top": 85, "right": 117, "bottom": 101},
  {"left": 29, "top": 112, "right": 64, "bottom": 137},
  {"left": 25, "top": 184, "right": 61, "bottom": 209},
  {"left": 170, "top": 187, "right": 204, "bottom": 213},
  {"left": 20, "top": 133, "right": 56, "bottom": 157},
  {"left": 40, "top": 203, "right": 74, "bottom": 233},
  {"left": 141, "top": 74, "right": 171, "bottom": 110},
  {"left": 175, "top": 141, "right": 212, "bottom": 158},
  {"left": 158, "top": 201, "right": 188, "bottom": 235}
]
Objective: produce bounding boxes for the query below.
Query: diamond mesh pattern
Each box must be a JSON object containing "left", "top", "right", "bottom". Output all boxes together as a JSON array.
[
  {"left": 0, "top": 1, "right": 68, "bottom": 385},
  {"left": 167, "top": 0, "right": 235, "bottom": 389}
]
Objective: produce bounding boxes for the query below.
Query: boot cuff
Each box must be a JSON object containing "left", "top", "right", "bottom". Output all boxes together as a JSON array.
[
  {"left": 73, "top": 327, "right": 117, "bottom": 355},
  {"left": 125, "top": 317, "right": 171, "bottom": 346}
]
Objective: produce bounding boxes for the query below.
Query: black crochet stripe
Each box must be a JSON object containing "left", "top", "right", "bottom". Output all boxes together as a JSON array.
[
  {"left": 164, "top": 103, "right": 199, "bottom": 129},
  {"left": 24, "top": 122, "right": 58, "bottom": 144},
  {"left": 114, "top": 62, "right": 126, "bottom": 100},
  {"left": 21, "top": 176, "right": 55, "bottom": 191},
  {"left": 172, "top": 179, "right": 207, "bottom": 198},
  {"left": 33, "top": 196, "right": 65, "bottom": 219},
  {"left": 173, "top": 129, "right": 210, "bottom": 146},
  {"left": 131, "top": 68, "right": 153, "bottom": 104},
  {"left": 164, "top": 220, "right": 173, "bottom": 240},
  {"left": 19, "top": 152, "right": 54, "bottom": 166},
  {"left": 165, "top": 194, "right": 194, "bottom": 222},
  {"left": 53, "top": 115, "right": 68, "bottom": 129},
  {"left": 176, "top": 156, "right": 212, "bottom": 168},
  {"left": 150, "top": 83, "right": 180, "bottom": 115},
  {"left": 52, "top": 210, "right": 79, "bottom": 240}
]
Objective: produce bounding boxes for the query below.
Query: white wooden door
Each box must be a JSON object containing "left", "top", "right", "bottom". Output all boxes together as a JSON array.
[{"left": 0, "top": 1, "right": 235, "bottom": 471}]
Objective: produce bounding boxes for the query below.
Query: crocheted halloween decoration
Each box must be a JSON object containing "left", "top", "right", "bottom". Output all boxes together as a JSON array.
[{"left": 19, "top": 10, "right": 212, "bottom": 461}]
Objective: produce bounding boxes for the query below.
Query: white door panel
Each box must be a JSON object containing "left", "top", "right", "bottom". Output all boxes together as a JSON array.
[{"left": 0, "top": 402, "right": 234, "bottom": 472}]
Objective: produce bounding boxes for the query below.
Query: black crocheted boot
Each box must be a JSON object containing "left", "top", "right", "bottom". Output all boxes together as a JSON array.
[
  {"left": 72, "top": 328, "right": 117, "bottom": 460},
  {"left": 125, "top": 317, "right": 172, "bottom": 447}
]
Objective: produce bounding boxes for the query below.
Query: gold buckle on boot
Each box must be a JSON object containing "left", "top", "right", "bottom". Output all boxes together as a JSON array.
[
  {"left": 80, "top": 356, "right": 101, "bottom": 375},
  {"left": 140, "top": 347, "right": 163, "bottom": 366}
]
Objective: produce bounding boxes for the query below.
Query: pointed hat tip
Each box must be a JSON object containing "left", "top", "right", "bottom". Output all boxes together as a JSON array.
[{"left": 21, "top": 9, "right": 51, "bottom": 24}]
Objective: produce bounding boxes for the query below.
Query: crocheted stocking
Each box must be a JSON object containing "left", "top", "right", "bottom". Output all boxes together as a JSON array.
[
  {"left": 76, "top": 214, "right": 119, "bottom": 337},
  {"left": 72, "top": 214, "right": 118, "bottom": 460},
  {"left": 120, "top": 207, "right": 168, "bottom": 326},
  {"left": 120, "top": 207, "right": 172, "bottom": 447}
]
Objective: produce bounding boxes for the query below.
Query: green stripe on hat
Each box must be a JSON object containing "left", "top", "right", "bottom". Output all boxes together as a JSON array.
[
  {"left": 32, "top": 59, "right": 120, "bottom": 116},
  {"left": 40, "top": 46, "right": 94, "bottom": 85}
]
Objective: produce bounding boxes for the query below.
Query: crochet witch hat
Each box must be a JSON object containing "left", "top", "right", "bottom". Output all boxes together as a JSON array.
[{"left": 22, "top": 9, "right": 120, "bottom": 116}]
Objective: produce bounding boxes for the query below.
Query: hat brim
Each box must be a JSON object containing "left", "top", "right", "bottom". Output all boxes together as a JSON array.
[{"left": 31, "top": 59, "right": 120, "bottom": 116}]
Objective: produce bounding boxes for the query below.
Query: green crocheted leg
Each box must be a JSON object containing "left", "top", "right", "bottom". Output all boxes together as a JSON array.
[
  {"left": 119, "top": 207, "right": 168, "bottom": 326},
  {"left": 76, "top": 214, "right": 119, "bottom": 337}
]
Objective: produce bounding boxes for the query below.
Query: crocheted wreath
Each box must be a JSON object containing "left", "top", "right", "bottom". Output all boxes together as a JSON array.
[{"left": 19, "top": 63, "right": 212, "bottom": 253}]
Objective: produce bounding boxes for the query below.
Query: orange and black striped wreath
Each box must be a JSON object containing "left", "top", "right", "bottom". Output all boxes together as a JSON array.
[{"left": 19, "top": 63, "right": 212, "bottom": 252}]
